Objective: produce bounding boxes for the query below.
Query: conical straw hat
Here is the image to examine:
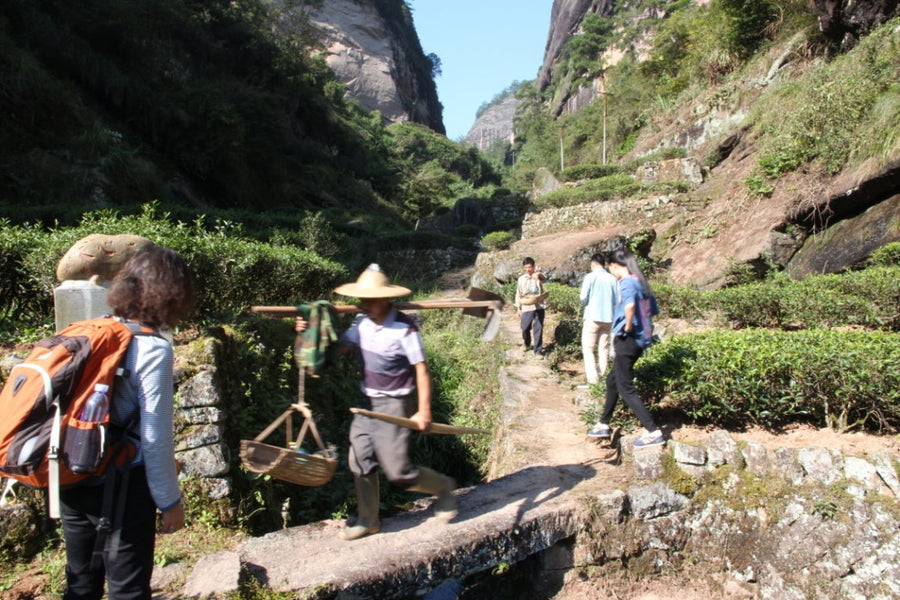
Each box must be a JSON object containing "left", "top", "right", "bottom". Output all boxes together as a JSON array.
[{"left": 334, "top": 264, "right": 411, "bottom": 298}]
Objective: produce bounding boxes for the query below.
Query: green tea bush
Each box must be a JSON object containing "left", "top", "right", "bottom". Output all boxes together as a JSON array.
[
  {"left": 0, "top": 205, "right": 348, "bottom": 328},
  {"left": 869, "top": 242, "right": 900, "bottom": 267},
  {"left": 0, "top": 221, "right": 52, "bottom": 323},
  {"left": 560, "top": 163, "right": 622, "bottom": 181},
  {"left": 823, "top": 267, "right": 900, "bottom": 330},
  {"left": 534, "top": 187, "right": 614, "bottom": 209},
  {"left": 638, "top": 329, "right": 900, "bottom": 431},
  {"left": 542, "top": 283, "right": 582, "bottom": 368},
  {"left": 185, "top": 234, "right": 346, "bottom": 318},
  {"left": 713, "top": 267, "right": 900, "bottom": 331},
  {"left": 653, "top": 283, "right": 714, "bottom": 320},
  {"left": 534, "top": 174, "right": 638, "bottom": 209},
  {"left": 480, "top": 231, "right": 515, "bottom": 251},
  {"left": 544, "top": 282, "right": 582, "bottom": 320}
]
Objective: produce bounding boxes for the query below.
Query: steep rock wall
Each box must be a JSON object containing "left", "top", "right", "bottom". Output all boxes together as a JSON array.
[
  {"left": 308, "top": 0, "right": 444, "bottom": 132},
  {"left": 537, "top": 0, "right": 612, "bottom": 91},
  {"left": 812, "top": 0, "right": 900, "bottom": 50},
  {"left": 464, "top": 94, "right": 518, "bottom": 151}
]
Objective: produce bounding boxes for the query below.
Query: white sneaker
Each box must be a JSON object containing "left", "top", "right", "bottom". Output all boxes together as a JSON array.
[
  {"left": 633, "top": 429, "right": 665, "bottom": 448},
  {"left": 587, "top": 422, "right": 611, "bottom": 438}
]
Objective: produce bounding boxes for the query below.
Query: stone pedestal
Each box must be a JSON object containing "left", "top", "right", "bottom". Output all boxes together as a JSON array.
[{"left": 53, "top": 278, "right": 111, "bottom": 332}]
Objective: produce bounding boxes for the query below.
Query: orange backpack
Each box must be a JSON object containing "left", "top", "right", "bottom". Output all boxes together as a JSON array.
[{"left": 0, "top": 318, "right": 155, "bottom": 517}]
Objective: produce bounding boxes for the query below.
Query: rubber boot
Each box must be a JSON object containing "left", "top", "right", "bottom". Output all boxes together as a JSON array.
[
  {"left": 408, "top": 466, "right": 457, "bottom": 521},
  {"left": 339, "top": 472, "right": 380, "bottom": 541}
]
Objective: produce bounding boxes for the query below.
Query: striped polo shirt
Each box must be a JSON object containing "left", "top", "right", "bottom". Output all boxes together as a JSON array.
[{"left": 341, "top": 308, "right": 426, "bottom": 398}]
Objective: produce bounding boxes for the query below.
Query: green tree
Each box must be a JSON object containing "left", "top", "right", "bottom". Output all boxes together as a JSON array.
[{"left": 718, "top": 0, "right": 779, "bottom": 59}]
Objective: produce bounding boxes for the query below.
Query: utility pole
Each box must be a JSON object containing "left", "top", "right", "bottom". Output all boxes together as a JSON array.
[
  {"left": 598, "top": 75, "right": 611, "bottom": 166},
  {"left": 602, "top": 92, "right": 608, "bottom": 165},
  {"left": 559, "top": 125, "right": 565, "bottom": 172}
]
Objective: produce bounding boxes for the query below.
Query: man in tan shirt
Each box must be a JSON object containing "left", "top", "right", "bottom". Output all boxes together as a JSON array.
[{"left": 514, "top": 256, "right": 547, "bottom": 356}]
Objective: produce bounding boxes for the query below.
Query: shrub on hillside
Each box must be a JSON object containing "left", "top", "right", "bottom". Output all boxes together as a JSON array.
[
  {"left": 480, "top": 231, "right": 515, "bottom": 251},
  {"left": 755, "top": 16, "right": 900, "bottom": 177},
  {"left": 374, "top": 230, "right": 475, "bottom": 252},
  {"left": 454, "top": 224, "right": 480, "bottom": 238},
  {"left": 637, "top": 329, "right": 900, "bottom": 432},
  {"left": 713, "top": 268, "right": 900, "bottom": 330},
  {"left": 0, "top": 206, "right": 348, "bottom": 328},
  {"left": 869, "top": 242, "right": 900, "bottom": 267},
  {"left": 560, "top": 163, "right": 622, "bottom": 181}
]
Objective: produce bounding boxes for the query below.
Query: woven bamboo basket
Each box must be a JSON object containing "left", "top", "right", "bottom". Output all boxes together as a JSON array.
[
  {"left": 240, "top": 439, "right": 337, "bottom": 487},
  {"left": 239, "top": 402, "right": 337, "bottom": 487}
]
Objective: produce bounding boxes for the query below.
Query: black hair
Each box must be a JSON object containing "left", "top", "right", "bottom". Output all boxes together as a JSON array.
[
  {"left": 522, "top": 257, "right": 535, "bottom": 266},
  {"left": 590, "top": 253, "right": 606, "bottom": 266},
  {"left": 607, "top": 249, "right": 652, "bottom": 295}
]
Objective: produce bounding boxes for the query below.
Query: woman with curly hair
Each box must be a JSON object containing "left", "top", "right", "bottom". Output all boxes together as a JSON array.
[{"left": 61, "top": 243, "right": 195, "bottom": 600}]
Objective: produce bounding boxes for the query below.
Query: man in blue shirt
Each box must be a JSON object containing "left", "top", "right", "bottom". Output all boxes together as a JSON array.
[{"left": 579, "top": 253, "right": 618, "bottom": 386}]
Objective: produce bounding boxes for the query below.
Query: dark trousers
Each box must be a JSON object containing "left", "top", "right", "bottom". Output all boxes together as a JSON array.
[
  {"left": 60, "top": 466, "right": 157, "bottom": 600},
  {"left": 348, "top": 394, "right": 418, "bottom": 485},
  {"left": 601, "top": 336, "right": 657, "bottom": 432},
  {"left": 520, "top": 309, "right": 545, "bottom": 354}
]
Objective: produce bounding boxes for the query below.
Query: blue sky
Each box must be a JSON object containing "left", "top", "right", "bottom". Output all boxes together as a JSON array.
[{"left": 408, "top": 1, "right": 553, "bottom": 140}]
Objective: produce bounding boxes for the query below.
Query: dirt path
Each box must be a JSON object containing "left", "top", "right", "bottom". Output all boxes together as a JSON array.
[
  {"left": 492, "top": 304, "right": 898, "bottom": 599},
  {"left": 492, "top": 308, "right": 734, "bottom": 600}
]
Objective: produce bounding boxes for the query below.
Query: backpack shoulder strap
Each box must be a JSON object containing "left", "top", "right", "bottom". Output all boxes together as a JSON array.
[
  {"left": 0, "top": 477, "right": 17, "bottom": 509},
  {"left": 47, "top": 398, "right": 63, "bottom": 518},
  {"left": 113, "top": 320, "right": 164, "bottom": 379}
]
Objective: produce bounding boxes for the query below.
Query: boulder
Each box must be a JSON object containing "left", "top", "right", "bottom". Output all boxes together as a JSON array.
[
  {"left": 786, "top": 193, "right": 900, "bottom": 277},
  {"left": 56, "top": 234, "right": 151, "bottom": 283},
  {"left": 812, "top": 0, "right": 900, "bottom": 50},
  {"left": 635, "top": 157, "right": 703, "bottom": 186},
  {"left": 532, "top": 167, "right": 563, "bottom": 199}
]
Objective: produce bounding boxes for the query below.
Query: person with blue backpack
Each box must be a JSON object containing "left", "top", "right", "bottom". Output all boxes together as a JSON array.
[{"left": 587, "top": 249, "right": 664, "bottom": 448}]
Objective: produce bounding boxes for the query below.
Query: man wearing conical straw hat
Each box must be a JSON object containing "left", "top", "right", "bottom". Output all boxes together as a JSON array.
[{"left": 298, "top": 264, "right": 457, "bottom": 540}]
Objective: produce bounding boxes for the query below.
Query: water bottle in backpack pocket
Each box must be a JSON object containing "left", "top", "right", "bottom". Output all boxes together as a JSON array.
[{"left": 63, "top": 383, "right": 109, "bottom": 474}]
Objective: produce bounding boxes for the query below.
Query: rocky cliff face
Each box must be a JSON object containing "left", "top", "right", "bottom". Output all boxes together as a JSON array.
[
  {"left": 523, "top": 0, "right": 900, "bottom": 288},
  {"left": 537, "top": 0, "right": 612, "bottom": 91},
  {"left": 464, "top": 94, "right": 519, "bottom": 151},
  {"left": 308, "top": 0, "right": 444, "bottom": 133},
  {"left": 812, "top": 0, "right": 900, "bottom": 50}
]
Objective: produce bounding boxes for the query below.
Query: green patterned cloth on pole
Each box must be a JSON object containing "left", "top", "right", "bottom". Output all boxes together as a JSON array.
[{"left": 293, "top": 301, "right": 339, "bottom": 376}]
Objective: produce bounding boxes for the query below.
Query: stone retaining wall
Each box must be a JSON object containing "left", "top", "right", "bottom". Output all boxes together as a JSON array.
[
  {"left": 521, "top": 195, "right": 681, "bottom": 240},
  {"left": 577, "top": 430, "right": 900, "bottom": 599}
]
